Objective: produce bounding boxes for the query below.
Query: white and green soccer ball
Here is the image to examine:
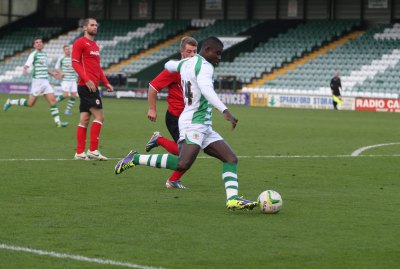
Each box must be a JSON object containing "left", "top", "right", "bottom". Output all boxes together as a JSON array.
[{"left": 257, "top": 190, "right": 283, "bottom": 214}]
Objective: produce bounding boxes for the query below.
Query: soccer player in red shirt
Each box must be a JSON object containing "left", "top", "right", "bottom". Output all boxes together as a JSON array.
[
  {"left": 146, "top": 36, "right": 198, "bottom": 189},
  {"left": 71, "top": 18, "right": 113, "bottom": 160}
]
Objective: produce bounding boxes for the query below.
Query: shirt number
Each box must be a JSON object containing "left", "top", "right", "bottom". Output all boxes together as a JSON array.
[{"left": 182, "top": 80, "right": 193, "bottom": 105}]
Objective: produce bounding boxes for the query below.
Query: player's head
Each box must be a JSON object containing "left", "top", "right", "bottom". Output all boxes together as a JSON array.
[
  {"left": 199, "top": 36, "right": 223, "bottom": 67},
  {"left": 83, "top": 18, "right": 98, "bottom": 37},
  {"left": 63, "top": 45, "right": 71, "bottom": 56},
  {"left": 180, "top": 36, "right": 197, "bottom": 59},
  {"left": 335, "top": 71, "right": 340, "bottom": 77},
  {"left": 33, "top": 37, "right": 43, "bottom": 51}
]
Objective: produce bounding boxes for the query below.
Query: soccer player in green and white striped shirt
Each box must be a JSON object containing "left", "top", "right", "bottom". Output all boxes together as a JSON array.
[
  {"left": 114, "top": 37, "right": 257, "bottom": 211},
  {"left": 55, "top": 45, "right": 78, "bottom": 115},
  {"left": 3, "top": 37, "right": 68, "bottom": 127}
]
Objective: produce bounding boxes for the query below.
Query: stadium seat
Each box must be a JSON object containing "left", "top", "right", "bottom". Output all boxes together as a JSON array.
[{"left": 242, "top": 22, "right": 400, "bottom": 98}]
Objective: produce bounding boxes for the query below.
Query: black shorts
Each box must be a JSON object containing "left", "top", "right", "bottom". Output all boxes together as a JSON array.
[
  {"left": 78, "top": 85, "right": 103, "bottom": 113},
  {"left": 165, "top": 110, "right": 180, "bottom": 143}
]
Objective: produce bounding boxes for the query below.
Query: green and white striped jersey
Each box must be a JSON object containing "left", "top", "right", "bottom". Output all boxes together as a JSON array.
[
  {"left": 25, "top": 50, "right": 49, "bottom": 79},
  {"left": 165, "top": 54, "right": 227, "bottom": 126},
  {"left": 55, "top": 55, "right": 77, "bottom": 82}
]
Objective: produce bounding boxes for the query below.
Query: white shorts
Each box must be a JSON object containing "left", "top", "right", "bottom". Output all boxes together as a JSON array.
[
  {"left": 61, "top": 81, "right": 78, "bottom": 93},
  {"left": 179, "top": 124, "right": 223, "bottom": 149},
  {"left": 30, "top": 79, "right": 54, "bottom": 97}
]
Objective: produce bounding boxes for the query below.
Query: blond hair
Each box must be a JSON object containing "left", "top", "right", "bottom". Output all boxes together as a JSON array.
[{"left": 180, "top": 36, "right": 197, "bottom": 50}]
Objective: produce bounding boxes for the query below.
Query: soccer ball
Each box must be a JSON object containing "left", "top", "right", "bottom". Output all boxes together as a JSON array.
[{"left": 257, "top": 190, "right": 283, "bottom": 214}]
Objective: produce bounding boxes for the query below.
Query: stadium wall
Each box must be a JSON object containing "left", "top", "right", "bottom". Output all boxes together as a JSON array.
[
  {"left": 178, "top": 0, "right": 201, "bottom": 19},
  {"left": 278, "top": 0, "right": 305, "bottom": 19},
  {"left": 131, "top": 0, "right": 153, "bottom": 19},
  {"left": 306, "top": 0, "right": 330, "bottom": 19},
  {"left": 99, "top": 86, "right": 400, "bottom": 113},
  {"left": 201, "top": 0, "right": 224, "bottom": 19},
  {"left": 335, "top": 0, "right": 361, "bottom": 19},
  {"left": 396, "top": 0, "right": 400, "bottom": 20},
  {"left": 109, "top": 0, "right": 131, "bottom": 19},
  {"left": 39, "top": 0, "right": 394, "bottom": 23},
  {"left": 227, "top": 0, "right": 247, "bottom": 19},
  {"left": 363, "top": 0, "right": 392, "bottom": 23},
  {"left": 2, "top": 81, "right": 398, "bottom": 113},
  {"left": 253, "top": 0, "right": 277, "bottom": 19},
  {"left": 154, "top": 0, "right": 174, "bottom": 19}
]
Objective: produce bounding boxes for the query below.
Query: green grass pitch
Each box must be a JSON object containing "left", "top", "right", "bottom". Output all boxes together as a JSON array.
[{"left": 0, "top": 94, "right": 399, "bottom": 269}]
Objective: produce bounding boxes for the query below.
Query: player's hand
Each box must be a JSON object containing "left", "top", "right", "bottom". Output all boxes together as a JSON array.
[
  {"left": 53, "top": 73, "right": 62, "bottom": 80},
  {"left": 147, "top": 109, "right": 157, "bottom": 122},
  {"left": 85, "top": 80, "right": 97, "bottom": 92},
  {"left": 106, "top": 84, "right": 114, "bottom": 92},
  {"left": 223, "top": 110, "right": 238, "bottom": 130}
]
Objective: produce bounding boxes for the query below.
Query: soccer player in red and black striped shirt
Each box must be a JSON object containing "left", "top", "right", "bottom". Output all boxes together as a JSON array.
[
  {"left": 146, "top": 36, "right": 198, "bottom": 189},
  {"left": 72, "top": 18, "right": 114, "bottom": 160}
]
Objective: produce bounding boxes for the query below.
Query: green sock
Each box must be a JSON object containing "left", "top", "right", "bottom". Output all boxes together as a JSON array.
[
  {"left": 50, "top": 105, "right": 60, "bottom": 123},
  {"left": 222, "top": 162, "right": 239, "bottom": 200},
  {"left": 133, "top": 153, "right": 178, "bottom": 170},
  {"left": 66, "top": 97, "right": 75, "bottom": 110},
  {"left": 10, "top": 99, "right": 27, "bottom": 106},
  {"left": 56, "top": 95, "right": 65, "bottom": 102}
]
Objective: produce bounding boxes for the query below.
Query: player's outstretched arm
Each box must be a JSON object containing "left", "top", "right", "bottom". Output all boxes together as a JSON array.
[
  {"left": 54, "top": 58, "right": 64, "bottom": 80},
  {"left": 222, "top": 109, "right": 238, "bottom": 130},
  {"left": 147, "top": 85, "right": 158, "bottom": 122},
  {"left": 23, "top": 52, "right": 35, "bottom": 74},
  {"left": 197, "top": 63, "right": 227, "bottom": 113}
]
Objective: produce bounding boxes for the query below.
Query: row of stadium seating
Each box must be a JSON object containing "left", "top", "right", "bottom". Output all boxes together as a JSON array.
[
  {"left": 242, "top": 23, "right": 400, "bottom": 98},
  {"left": 98, "top": 20, "right": 192, "bottom": 68},
  {"left": 1, "top": 19, "right": 399, "bottom": 98},
  {"left": 0, "top": 26, "right": 83, "bottom": 84},
  {"left": 215, "top": 20, "right": 360, "bottom": 83},
  {"left": 0, "top": 26, "right": 62, "bottom": 61},
  {"left": 374, "top": 22, "right": 400, "bottom": 40},
  {"left": 0, "top": 20, "right": 193, "bottom": 83},
  {"left": 1, "top": 19, "right": 257, "bottom": 83},
  {"left": 119, "top": 19, "right": 262, "bottom": 74}
]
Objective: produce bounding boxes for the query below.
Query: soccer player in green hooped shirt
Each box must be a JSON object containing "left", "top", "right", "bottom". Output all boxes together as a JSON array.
[
  {"left": 115, "top": 36, "right": 258, "bottom": 211},
  {"left": 55, "top": 44, "right": 78, "bottom": 115},
  {"left": 3, "top": 37, "right": 68, "bottom": 127}
]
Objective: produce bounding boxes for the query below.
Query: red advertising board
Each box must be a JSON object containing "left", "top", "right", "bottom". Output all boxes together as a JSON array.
[{"left": 355, "top": 98, "right": 400, "bottom": 112}]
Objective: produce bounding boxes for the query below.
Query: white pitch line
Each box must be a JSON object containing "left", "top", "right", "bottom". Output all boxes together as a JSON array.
[
  {"left": 0, "top": 154, "right": 400, "bottom": 162},
  {"left": 351, "top": 142, "right": 400, "bottom": 156},
  {"left": 0, "top": 158, "right": 116, "bottom": 161},
  {"left": 0, "top": 243, "right": 165, "bottom": 269}
]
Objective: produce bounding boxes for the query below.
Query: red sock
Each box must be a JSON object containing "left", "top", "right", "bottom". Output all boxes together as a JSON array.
[
  {"left": 157, "top": 137, "right": 179, "bottom": 155},
  {"left": 169, "top": 170, "right": 186, "bottom": 182},
  {"left": 76, "top": 125, "right": 87, "bottom": 154},
  {"left": 89, "top": 120, "right": 103, "bottom": 151}
]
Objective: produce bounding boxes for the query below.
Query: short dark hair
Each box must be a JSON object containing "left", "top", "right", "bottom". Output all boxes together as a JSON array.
[
  {"left": 33, "top": 37, "right": 42, "bottom": 44},
  {"left": 83, "top": 18, "right": 97, "bottom": 27},
  {"left": 202, "top": 36, "right": 223, "bottom": 48}
]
